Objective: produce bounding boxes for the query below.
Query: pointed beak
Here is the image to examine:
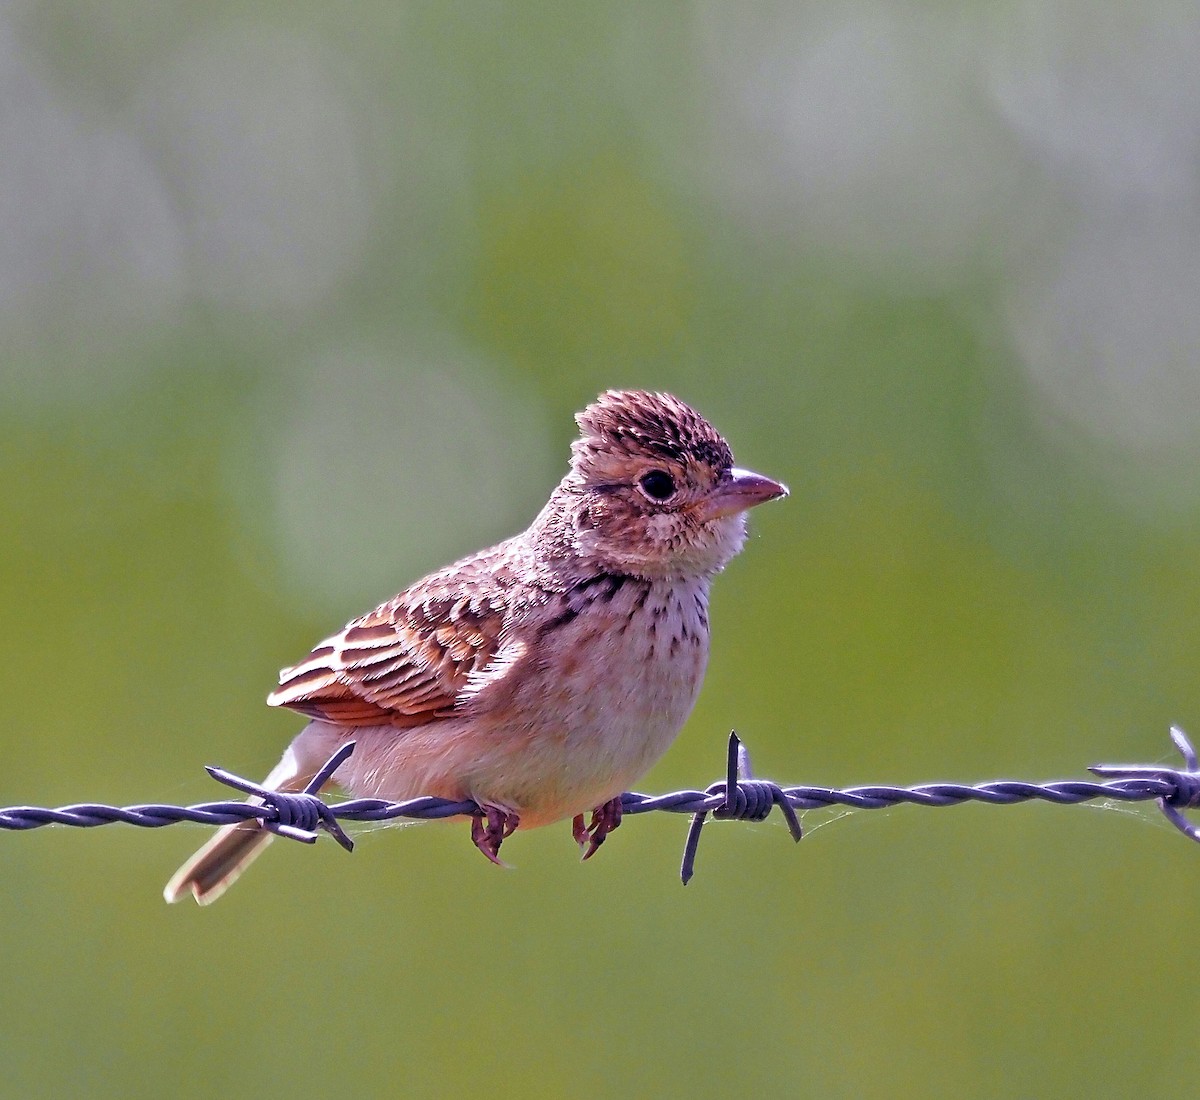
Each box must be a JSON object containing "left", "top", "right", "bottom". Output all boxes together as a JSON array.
[{"left": 699, "top": 467, "right": 789, "bottom": 520}]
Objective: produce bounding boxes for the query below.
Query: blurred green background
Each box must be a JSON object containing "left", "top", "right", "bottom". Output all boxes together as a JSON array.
[{"left": 4, "top": 2, "right": 1200, "bottom": 1096}]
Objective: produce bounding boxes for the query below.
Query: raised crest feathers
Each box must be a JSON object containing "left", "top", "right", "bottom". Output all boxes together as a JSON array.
[{"left": 573, "top": 390, "right": 734, "bottom": 472}]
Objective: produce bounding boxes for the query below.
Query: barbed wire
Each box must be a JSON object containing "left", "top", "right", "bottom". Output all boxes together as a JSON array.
[{"left": 3, "top": 727, "right": 1200, "bottom": 884}]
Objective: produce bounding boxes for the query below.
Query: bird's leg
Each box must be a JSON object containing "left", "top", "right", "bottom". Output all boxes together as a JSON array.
[
  {"left": 471, "top": 805, "right": 519, "bottom": 866},
  {"left": 578, "top": 796, "right": 623, "bottom": 860}
]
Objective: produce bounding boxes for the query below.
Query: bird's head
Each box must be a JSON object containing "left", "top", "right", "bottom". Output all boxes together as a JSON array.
[{"left": 549, "top": 390, "right": 787, "bottom": 580}]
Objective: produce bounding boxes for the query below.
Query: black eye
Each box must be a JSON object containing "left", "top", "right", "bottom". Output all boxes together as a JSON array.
[{"left": 638, "top": 469, "right": 677, "bottom": 501}]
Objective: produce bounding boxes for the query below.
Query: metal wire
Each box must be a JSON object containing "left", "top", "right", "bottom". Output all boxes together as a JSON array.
[{"left": 3, "top": 727, "right": 1199, "bottom": 885}]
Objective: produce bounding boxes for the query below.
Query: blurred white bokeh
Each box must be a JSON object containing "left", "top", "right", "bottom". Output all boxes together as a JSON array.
[
  {"left": 991, "top": 2, "right": 1200, "bottom": 501},
  {"left": 136, "top": 25, "right": 375, "bottom": 314},
  {"left": 697, "top": 3, "right": 1025, "bottom": 288},
  {"left": 0, "top": 17, "right": 185, "bottom": 400},
  {"left": 224, "top": 334, "right": 555, "bottom": 617},
  {"left": 1005, "top": 206, "right": 1200, "bottom": 448},
  {"left": 989, "top": 1, "right": 1200, "bottom": 202},
  {"left": 1, "top": 17, "right": 385, "bottom": 404}
]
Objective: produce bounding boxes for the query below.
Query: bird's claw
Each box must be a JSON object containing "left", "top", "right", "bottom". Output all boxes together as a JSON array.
[
  {"left": 471, "top": 806, "right": 519, "bottom": 866},
  {"left": 574, "top": 796, "right": 623, "bottom": 860}
]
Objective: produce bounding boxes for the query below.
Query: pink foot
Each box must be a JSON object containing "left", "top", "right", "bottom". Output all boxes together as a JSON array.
[
  {"left": 471, "top": 806, "right": 519, "bottom": 866},
  {"left": 575, "top": 797, "right": 623, "bottom": 861}
]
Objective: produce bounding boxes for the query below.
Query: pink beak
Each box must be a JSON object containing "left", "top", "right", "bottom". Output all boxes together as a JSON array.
[{"left": 699, "top": 467, "right": 789, "bottom": 520}]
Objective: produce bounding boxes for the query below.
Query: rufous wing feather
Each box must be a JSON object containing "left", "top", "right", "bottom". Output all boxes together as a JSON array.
[{"left": 267, "top": 571, "right": 510, "bottom": 727}]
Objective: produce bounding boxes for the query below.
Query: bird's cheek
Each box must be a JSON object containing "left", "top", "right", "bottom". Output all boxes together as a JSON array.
[
  {"left": 577, "top": 500, "right": 621, "bottom": 546},
  {"left": 585, "top": 501, "right": 623, "bottom": 543},
  {"left": 643, "top": 512, "right": 679, "bottom": 545},
  {"left": 575, "top": 501, "right": 634, "bottom": 563}
]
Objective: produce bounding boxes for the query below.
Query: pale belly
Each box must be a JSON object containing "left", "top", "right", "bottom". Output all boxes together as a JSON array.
[{"left": 304, "top": 577, "right": 712, "bottom": 826}]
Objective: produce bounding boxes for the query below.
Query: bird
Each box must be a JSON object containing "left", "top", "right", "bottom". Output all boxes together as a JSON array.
[{"left": 164, "top": 389, "right": 786, "bottom": 904}]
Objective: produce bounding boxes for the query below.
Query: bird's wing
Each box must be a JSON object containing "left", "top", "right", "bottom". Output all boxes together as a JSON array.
[{"left": 268, "top": 571, "right": 512, "bottom": 728}]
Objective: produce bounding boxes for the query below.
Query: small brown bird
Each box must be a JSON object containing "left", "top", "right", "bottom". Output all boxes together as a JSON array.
[{"left": 165, "top": 390, "right": 786, "bottom": 904}]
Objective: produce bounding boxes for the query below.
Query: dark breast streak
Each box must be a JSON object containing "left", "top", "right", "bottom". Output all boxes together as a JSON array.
[
  {"left": 535, "top": 572, "right": 709, "bottom": 668},
  {"left": 538, "top": 572, "right": 640, "bottom": 634}
]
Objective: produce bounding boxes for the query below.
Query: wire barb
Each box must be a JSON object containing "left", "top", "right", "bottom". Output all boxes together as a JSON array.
[
  {"left": 680, "top": 731, "right": 803, "bottom": 885},
  {"left": 204, "top": 740, "right": 357, "bottom": 851},
  {"left": 1089, "top": 725, "right": 1200, "bottom": 845}
]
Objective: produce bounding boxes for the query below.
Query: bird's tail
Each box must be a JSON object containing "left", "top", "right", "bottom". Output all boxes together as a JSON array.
[
  {"left": 163, "top": 748, "right": 319, "bottom": 906},
  {"left": 163, "top": 818, "right": 278, "bottom": 906}
]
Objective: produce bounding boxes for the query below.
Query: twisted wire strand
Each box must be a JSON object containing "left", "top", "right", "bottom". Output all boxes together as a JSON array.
[{"left": 3, "top": 727, "right": 1199, "bottom": 884}]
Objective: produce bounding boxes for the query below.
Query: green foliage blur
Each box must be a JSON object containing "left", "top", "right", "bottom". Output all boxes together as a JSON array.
[{"left": 3, "top": 3, "right": 1200, "bottom": 1097}]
